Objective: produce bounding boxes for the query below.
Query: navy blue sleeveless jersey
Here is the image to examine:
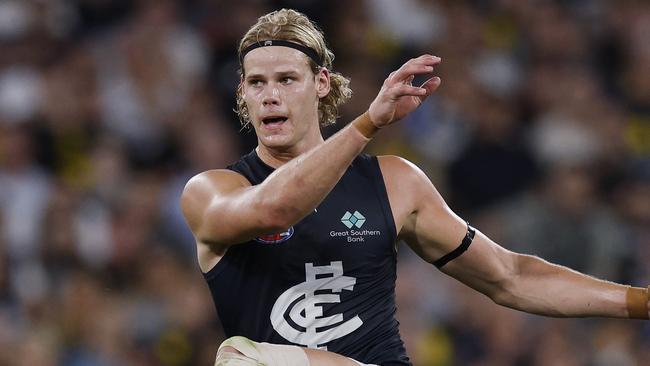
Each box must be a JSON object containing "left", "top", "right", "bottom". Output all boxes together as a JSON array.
[{"left": 203, "top": 150, "right": 410, "bottom": 366}]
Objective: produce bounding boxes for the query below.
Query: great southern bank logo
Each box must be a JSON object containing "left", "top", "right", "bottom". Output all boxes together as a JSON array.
[
  {"left": 340, "top": 211, "right": 366, "bottom": 229},
  {"left": 330, "top": 210, "right": 381, "bottom": 243}
]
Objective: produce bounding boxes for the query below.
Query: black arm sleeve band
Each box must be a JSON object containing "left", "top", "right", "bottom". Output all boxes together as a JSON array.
[{"left": 433, "top": 222, "right": 476, "bottom": 269}]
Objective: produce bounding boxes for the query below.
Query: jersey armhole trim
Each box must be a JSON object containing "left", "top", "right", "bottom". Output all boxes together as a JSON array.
[
  {"left": 202, "top": 251, "right": 230, "bottom": 280},
  {"left": 370, "top": 156, "right": 398, "bottom": 242}
]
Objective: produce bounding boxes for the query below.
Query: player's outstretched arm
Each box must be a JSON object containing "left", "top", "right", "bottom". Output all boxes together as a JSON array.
[
  {"left": 380, "top": 156, "right": 649, "bottom": 319},
  {"left": 181, "top": 55, "right": 442, "bottom": 249}
]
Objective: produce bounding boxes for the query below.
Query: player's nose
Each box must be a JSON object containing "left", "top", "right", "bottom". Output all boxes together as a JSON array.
[{"left": 262, "top": 85, "right": 281, "bottom": 106}]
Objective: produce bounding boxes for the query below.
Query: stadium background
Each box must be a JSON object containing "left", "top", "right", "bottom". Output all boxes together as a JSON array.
[{"left": 0, "top": 0, "right": 648, "bottom": 364}]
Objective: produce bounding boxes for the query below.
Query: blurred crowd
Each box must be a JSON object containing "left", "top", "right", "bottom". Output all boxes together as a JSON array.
[{"left": 0, "top": 0, "right": 648, "bottom": 365}]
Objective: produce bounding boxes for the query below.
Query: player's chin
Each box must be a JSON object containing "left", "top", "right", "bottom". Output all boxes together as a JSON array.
[{"left": 259, "top": 133, "right": 294, "bottom": 148}]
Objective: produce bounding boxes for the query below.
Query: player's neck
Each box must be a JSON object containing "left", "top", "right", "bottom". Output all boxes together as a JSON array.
[{"left": 256, "top": 131, "right": 324, "bottom": 168}]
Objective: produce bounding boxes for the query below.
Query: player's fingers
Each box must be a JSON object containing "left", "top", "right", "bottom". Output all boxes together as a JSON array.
[
  {"left": 385, "top": 55, "right": 439, "bottom": 85},
  {"left": 388, "top": 84, "right": 428, "bottom": 99},
  {"left": 408, "top": 54, "right": 441, "bottom": 65},
  {"left": 390, "top": 63, "right": 435, "bottom": 84},
  {"left": 391, "top": 55, "right": 441, "bottom": 82},
  {"left": 384, "top": 71, "right": 398, "bottom": 86},
  {"left": 419, "top": 76, "right": 442, "bottom": 96},
  {"left": 406, "top": 75, "right": 415, "bottom": 85}
]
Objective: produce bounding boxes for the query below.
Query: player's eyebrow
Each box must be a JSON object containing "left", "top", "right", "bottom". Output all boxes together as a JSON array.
[
  {"left": 245, "top": 70, "right": 301, "bottom": 81},
  {"left": 244, "top": 73, "right": 265, "bottom": 81}
]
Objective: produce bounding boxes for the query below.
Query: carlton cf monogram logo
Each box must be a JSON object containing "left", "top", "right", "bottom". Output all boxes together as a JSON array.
[
  {"left": 340, "top": 211, "right": 366, "bottom": 229},
  {"left": 270, "top": 261, "right": 363, "bottom": 349}
]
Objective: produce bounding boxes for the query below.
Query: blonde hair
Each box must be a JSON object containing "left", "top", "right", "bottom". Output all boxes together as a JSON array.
[{"left": 236, "top": 9, "right": 352, "bottom": 129}]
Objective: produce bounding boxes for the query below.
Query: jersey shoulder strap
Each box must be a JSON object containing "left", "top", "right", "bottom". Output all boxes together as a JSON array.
[{"left": 226, "top": 150, "right": 274, "bottom": 185}]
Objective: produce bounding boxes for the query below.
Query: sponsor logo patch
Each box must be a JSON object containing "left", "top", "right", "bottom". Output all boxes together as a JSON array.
[
  {"left": 340, "top": 211, "right": 366, "bottom": 229},
  {"left": 331, "top": 210, "right": 380, "bottom": 243}
]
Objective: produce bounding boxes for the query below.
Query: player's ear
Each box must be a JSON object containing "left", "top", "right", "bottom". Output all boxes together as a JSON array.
[{"left": 315, "top": 67, "right": 330, "bottom": 98}]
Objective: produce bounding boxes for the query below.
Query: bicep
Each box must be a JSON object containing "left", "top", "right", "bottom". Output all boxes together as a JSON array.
[
  {"left": 380, "top": 155, "right": 518, "bottom": 297},
  {"left": 398, "top": 168, "right": 469, "bottom": 263},
  {"left": 180, "top": 170, "right": 276, "bottom": 246},
  {"left": 399, "top": 170, "right": 516, "bottom": 297}
]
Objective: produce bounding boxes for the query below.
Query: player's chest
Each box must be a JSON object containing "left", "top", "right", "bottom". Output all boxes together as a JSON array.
[{"left": 254, "top": 185, "right": 394, "bottom": 259}]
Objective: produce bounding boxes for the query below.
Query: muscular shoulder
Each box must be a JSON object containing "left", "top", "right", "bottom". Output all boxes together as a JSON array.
[
  {"left": 183, "top": 169, "right": 251, "bottom": 197},
  {"left": 377, "top": 155, "right": 439, "bottom": 236},
  {"left": 180, "top": 169, "right": 251, "bottom": 232},
  {"left": 377, "top": 155, "right": 432, "bottom": 195}
]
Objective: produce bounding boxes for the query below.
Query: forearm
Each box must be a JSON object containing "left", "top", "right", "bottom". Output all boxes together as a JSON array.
[
  {"left": 256, "top": 114, "right": 374, "bottom": 226},
  {"left": 497, "top": 254, "right": 635, "bottom": 318}
]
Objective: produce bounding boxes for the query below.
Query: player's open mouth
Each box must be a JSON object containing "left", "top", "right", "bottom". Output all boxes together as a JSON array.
[{"left": 262, "top": 116, "right": 288, "bottom": 126}]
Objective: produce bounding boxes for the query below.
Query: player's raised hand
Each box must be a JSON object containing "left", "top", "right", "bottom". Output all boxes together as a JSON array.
[{"left": 368, "top": 54, "right": 442, "bottom": 127}]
